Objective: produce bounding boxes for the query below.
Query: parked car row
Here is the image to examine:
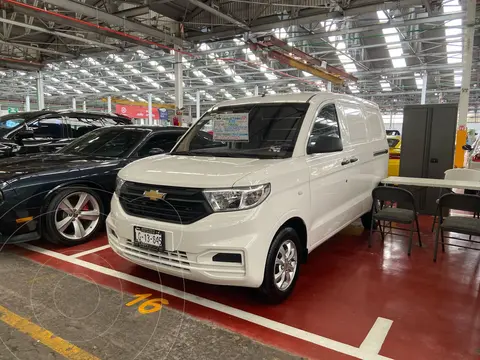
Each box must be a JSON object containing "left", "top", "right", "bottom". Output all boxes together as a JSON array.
[
  {"left": 0, "top": 93, "right": 389, "bottom": 302},
  {"left": 0, "top": 110, "right": 131, "bottom": 158}
]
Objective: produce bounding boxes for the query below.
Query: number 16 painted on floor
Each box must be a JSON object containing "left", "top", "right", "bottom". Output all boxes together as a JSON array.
[{"left": 126, "top": 294, "right": 169, "bottom": 314}]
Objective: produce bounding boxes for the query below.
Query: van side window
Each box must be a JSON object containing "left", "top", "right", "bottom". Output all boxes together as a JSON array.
[
  {"left": 310, "top": 104, "right": 340, "bottom": 140},
  {"left": 307, "top": 104, "right": 342, "bottom": 154}
]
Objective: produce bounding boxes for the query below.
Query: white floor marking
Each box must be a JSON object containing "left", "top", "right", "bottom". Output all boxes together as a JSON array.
[
  {"left": 359, "top": 317, "right": 393, "bottom": 355},
  {"left": 19, "top": 244, "right": 393, "bottom": 360},
  {"left": 70, "top": 245, "right": 111, "bottom": 258}
]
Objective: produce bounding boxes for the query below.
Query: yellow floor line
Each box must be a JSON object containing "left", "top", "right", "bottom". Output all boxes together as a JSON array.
[{"left": 0, "top": 304, "right": 101, "bottom": 360}]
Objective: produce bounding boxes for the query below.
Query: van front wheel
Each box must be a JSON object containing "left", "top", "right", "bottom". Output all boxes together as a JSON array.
[{"left": 258, "top": 227, "right": 301, "bottom": 304}]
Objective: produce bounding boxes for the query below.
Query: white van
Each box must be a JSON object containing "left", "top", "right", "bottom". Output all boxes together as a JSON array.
[{"left": 107, "top": 93, "right": 388, "bottom": 302}]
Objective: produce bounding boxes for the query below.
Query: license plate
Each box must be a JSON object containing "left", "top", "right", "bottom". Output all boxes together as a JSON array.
[{"left": 133, "top": 226, "right": 165, "bottom": 252}]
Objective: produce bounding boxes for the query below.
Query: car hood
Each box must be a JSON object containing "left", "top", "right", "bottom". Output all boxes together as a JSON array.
[
  {"left": 0, "top": 153, "right": 120, "bottom": 183},
  {"left": 119, "top": 154, "right": 279, "bottom": 188}
]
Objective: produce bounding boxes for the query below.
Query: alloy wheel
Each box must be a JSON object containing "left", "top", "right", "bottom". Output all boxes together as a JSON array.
[
  {"left": 274, "top": 239, "right": 298, "bottom": 291},
  {"left": 54, "top": 192, "right": 100, "bottom": 241}
]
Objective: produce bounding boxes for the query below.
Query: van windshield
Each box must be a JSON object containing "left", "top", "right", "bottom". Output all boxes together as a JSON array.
[
  {"left": 0, "top": 114, "right": 26, "bottom": 137},
  {"left": 172, "top": 103, "right": 309, "bottom": 159}
]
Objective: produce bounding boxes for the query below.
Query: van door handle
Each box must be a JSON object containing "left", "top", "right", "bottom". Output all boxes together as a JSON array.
[
  {"left": 341, "top": 159, "right": 350, "bottom": 166},
  {"left": 350, "top": 157, "right": 358, "bottom": 163}
]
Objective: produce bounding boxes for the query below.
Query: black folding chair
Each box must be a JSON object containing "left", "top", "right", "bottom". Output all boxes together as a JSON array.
[
  {"left": 433, "top": 193, "right": 480, "bottom": 262},
  {"left": 369, "top": 186, "right": 422, "bottom": 256}
]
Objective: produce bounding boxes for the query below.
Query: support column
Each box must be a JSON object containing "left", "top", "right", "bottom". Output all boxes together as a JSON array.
[
  {"left": 421, "top": 72, "right": 427, "bottom": 105},
  {"left": 72, "top": 97, "right": 76, "bottom": 111},
  {"left": 148, "top": 94, "right": 153, "bottom": 125},
  {"left": 327, "top": 82, "right": 332, "bottom": 92},
  {"left": 389, "top": 111, "right": 393, "bottom": 129},
  {"left": 454, "top": 0, "right": 475, "bottom": 168},
  {"left": 83, "top": 101, "right": 87, "bottom": 112},
  {"left": 174, "top": 48, "right": 183, "bottom": 113},
  {"left": 196, "top": 91, "right": 201, "bottom": 121},
  {"left": 25, "top": 95, "right": 30, "bottom": 112},
  {"left": 36, "top": 71, "right": 45, "bottom": 110},
  {"left": 107, "top": 96, "right": 112, "bottom": 113},
  {"left": 254, "top": 85, "right": 259, "bottom": 96}
]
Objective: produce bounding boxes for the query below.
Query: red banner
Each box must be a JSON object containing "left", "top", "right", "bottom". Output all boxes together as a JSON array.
[{"left": 116, "top": 104, "right": 159, "bottom": 120}]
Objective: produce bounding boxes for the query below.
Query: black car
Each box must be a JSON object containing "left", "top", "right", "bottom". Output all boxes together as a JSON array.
[
  {"left": 0, "top": 110, "right": 131, "bottom": 158},
  {"left": 0, "top": 126, "right": 186, "bottom": 245}
]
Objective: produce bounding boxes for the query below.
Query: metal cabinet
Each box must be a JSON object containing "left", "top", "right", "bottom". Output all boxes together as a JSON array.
[{"left": 400, "top": 104, "right": 458, "bottom": 214}]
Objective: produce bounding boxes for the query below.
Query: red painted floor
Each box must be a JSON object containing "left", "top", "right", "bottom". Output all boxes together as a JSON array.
[{"left": 15, "top": 216, "right": 480, "bottom": 359}]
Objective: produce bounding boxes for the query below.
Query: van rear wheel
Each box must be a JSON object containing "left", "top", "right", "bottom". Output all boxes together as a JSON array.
[{"left": 258, "top": 227, "right": 301, "bottom": 304}]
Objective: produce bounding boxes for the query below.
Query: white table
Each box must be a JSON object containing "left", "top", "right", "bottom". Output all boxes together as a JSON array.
[{"left": 381, "top": 176, "right": 480, "bottom": 191}]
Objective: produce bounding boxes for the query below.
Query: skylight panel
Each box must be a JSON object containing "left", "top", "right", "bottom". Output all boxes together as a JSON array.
[
  {"left": 454, "top": 69, "right": 462, "bottom": 87},
  {"left": 377, "top": 11, "right": 406, "bottom": 68},
  {"left": 323, "top": 22, "right": 357, "bottom": 73},
  {"left": 444, "top": 0, "right": 463, "bottom": 64},
  {"left": 349, "top": 84, "right": 359, "bottom": 94},
  {"left": 415, "top": 73, "right": 423, "bottom": 90},
  {"left": 380, "top": 80, "right": 392, "bottom": 91}
]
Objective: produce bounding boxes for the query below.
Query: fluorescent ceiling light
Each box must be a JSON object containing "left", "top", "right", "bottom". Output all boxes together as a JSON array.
[
  {"left": 131, "top": 69, "right": 141, "bottom": 74},
  {"left": 156, "top": 65, "right": 166, "bottom": 72},
  {"left": 166, "top": 73, "right": 175, "bottom": 80},
  {"left": 74, "top": 89, "right": 83, "bottom": 94},
  {"left": 302, "top": 71, "right": 312, "bottom": 77},
  {"left": 108, "top": 86, "right": 120, "bottom": 92}
]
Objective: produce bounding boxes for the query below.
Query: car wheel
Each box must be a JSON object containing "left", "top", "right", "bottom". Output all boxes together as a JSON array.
[
  {"left": 44, "top": 187, "right": 104, "bottom": 246},
  {"left": 258, "top": 227, "right": 301, "bottom": 304}
]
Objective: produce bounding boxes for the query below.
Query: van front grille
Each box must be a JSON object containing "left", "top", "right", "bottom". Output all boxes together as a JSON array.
[{"left": 119, "top": 181, "right": 212, "bottom": 224}]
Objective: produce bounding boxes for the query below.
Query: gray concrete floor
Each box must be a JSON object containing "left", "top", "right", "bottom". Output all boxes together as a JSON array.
[{"left": 0, "top": 252, "right": 301, "bottom": 360}]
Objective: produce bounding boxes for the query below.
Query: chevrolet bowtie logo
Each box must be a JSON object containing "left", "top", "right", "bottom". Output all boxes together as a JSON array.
[{"left": 143, "top": 190, "right": 167, "bottom": 201}]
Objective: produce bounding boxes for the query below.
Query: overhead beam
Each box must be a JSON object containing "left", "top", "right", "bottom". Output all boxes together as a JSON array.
[
  {"left": 0, "top": 17, "right": 122, "bottom": 51},
  {"left": 187, "top": 0, "right": 424, "bottom": 41},
  {"left": 187, "top": 0, "right": 250, "bottom": 30},
  {"left": 0, "top": 39, "right": 74, "bottom": 57},
  {"left": 0, "top": 56, "right": 44, "bottom": 71},
  {"left": 114, "top": 5, "right": 150, "bottom": 18},
  {"left": 289, "top": 12, "right": 464, "bottom": 41},
  {"left": 40, "top": 0, "right": 187, "bottom": 46}
]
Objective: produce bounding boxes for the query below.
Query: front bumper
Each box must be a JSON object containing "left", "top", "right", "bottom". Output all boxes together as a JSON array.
[
  {"left": 0, "top": 197, "right": 41, "bottom": 244},
  {"left": 107, "top": 193, "right": 271, "bottom": 288}
]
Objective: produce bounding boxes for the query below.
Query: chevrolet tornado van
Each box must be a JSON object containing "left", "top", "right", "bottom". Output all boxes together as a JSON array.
[{"left": 107, "top": 93, "right": 388, "bottom": 303}]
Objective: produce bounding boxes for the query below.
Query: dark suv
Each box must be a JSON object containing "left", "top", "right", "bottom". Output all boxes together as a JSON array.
[{"left": 0, "top": 110, "right": 131, "bottom": 158}]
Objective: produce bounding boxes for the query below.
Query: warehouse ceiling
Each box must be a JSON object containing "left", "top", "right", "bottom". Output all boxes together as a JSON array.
[{"left": 0, "top": 0, "right": 479, "bottom": 113}]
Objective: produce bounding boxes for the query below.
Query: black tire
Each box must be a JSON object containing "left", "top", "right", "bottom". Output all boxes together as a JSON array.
[
  {"left": 43, "top": 186, "right": 104, "bottom": 246},
  {"left": 361, "top": 210, "right": 378, "bottom": 230},
  {"left": 258, "top": 227, "right": 301, "bottom": 304}
]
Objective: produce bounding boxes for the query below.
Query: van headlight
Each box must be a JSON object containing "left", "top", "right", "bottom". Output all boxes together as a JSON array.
[
  {"left": 115, "top": 177, "right": 126, "bottom": 196},
  {"left": 203, "top": 184, "right": 271, "bottom": 212}
]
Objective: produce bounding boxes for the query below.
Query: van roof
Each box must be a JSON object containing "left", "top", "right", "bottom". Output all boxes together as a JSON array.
[{"left": 214, "top": 92, "right": 379, "bottom": 109}]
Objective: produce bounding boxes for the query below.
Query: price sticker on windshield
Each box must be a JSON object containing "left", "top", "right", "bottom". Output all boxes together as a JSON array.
[{"left": 213, "top": 113, "right": 249, "bottom": 141}]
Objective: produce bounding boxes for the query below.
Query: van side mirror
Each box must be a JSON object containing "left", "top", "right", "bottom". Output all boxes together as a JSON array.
[
  {"left": 307, "top": 136, "right": 343, "bottom": 154},
  {"left": 463, "top": 144, "right": 473, "bottom": 151}
]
